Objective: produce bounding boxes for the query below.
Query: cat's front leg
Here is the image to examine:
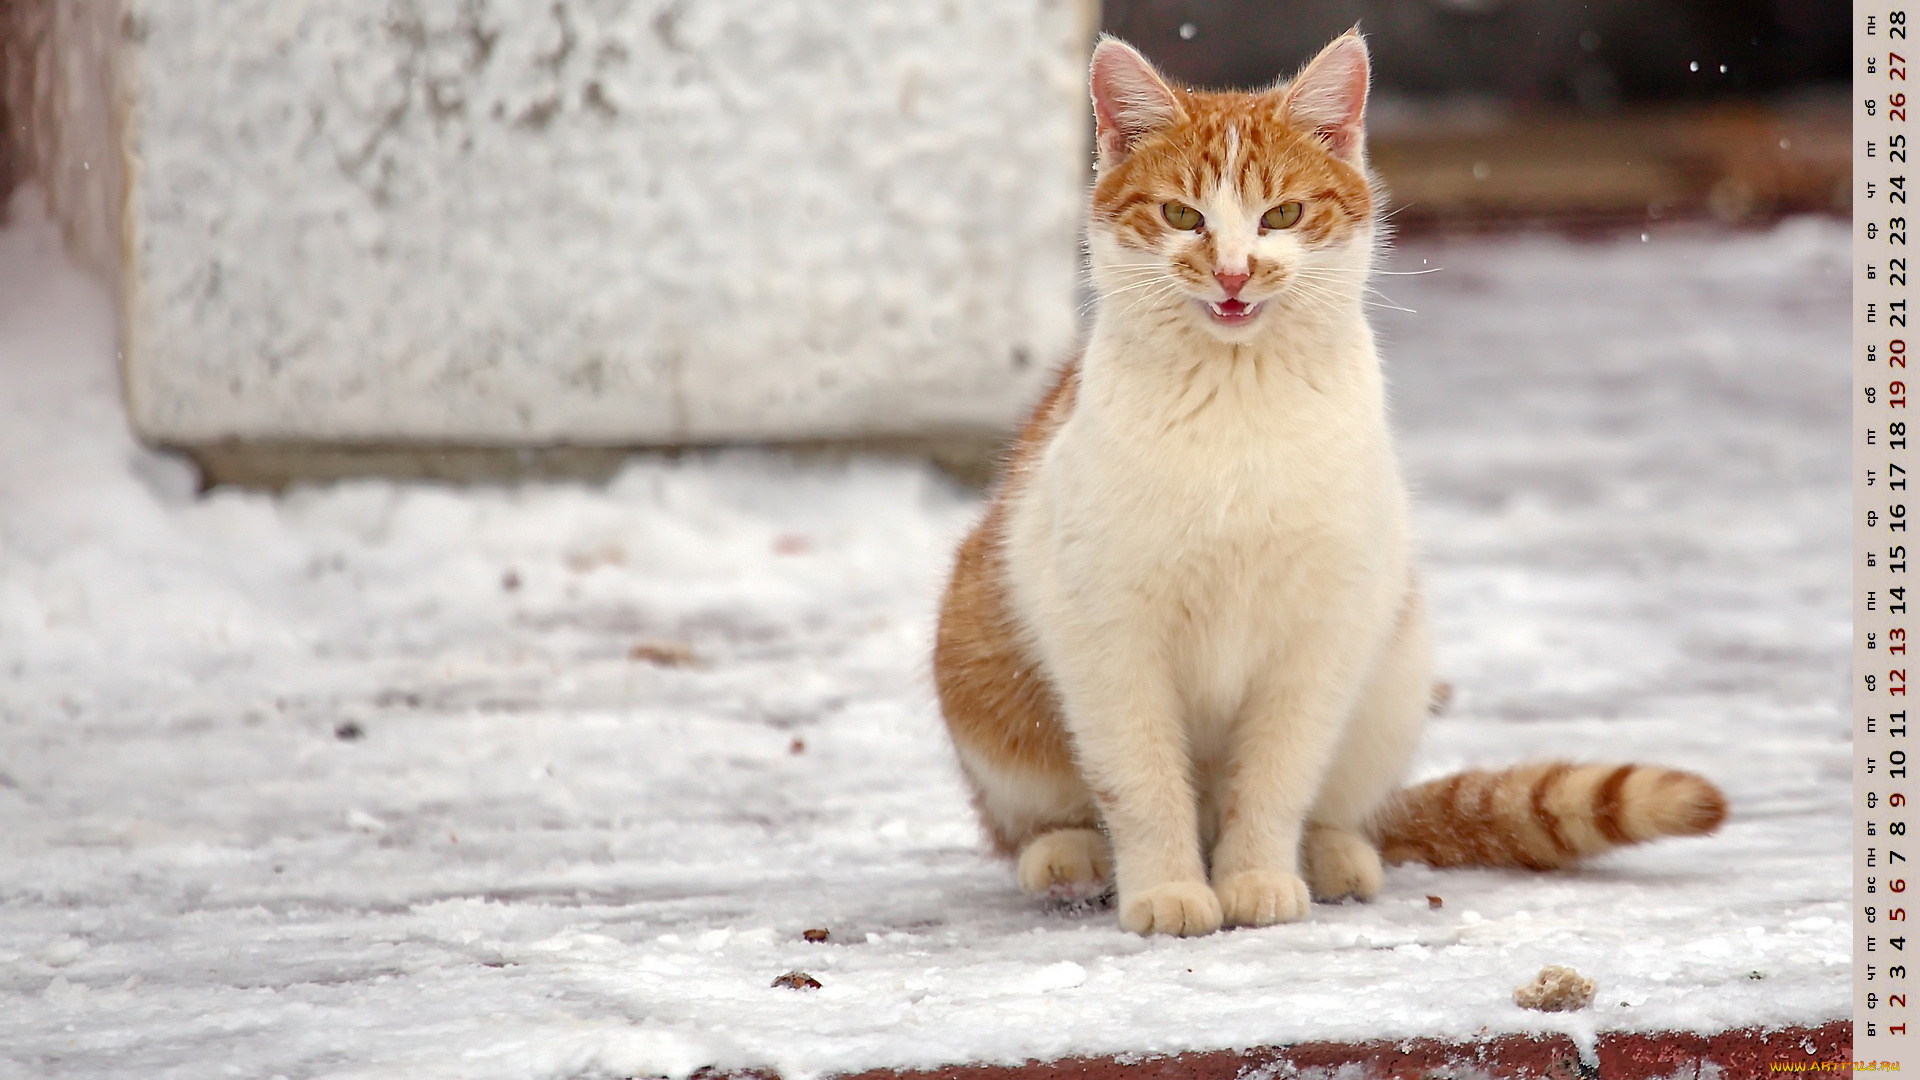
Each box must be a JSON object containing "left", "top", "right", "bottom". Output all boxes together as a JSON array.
[
  {"left": 1208, "top": 660, "right": 1361, "bottom": 927},
  {"left": 1302, "top": 591, "right": 1432, "bottom": 901},
  {"left": 1052, "top": 656, "right": 1220, "bottom": 936}
]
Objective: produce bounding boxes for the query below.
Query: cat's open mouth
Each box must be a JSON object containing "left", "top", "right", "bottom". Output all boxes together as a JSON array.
[{"left": 1205, "top": 298, "right": 1262, "bottom": 325}]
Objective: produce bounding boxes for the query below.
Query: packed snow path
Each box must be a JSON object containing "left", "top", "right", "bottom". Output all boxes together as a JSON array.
[{"left": 0, "top": 195, "right": 1849, "bottom": 1079}]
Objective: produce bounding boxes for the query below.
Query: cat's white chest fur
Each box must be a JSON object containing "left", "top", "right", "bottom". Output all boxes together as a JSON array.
[{"left": 1003, "top": 317, "right": 1410, "bottom": 734}]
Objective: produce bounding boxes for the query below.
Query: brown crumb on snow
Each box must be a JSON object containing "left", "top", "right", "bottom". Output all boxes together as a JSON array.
[
  {"left": 565, "top": 544, "right": 626, "bottom": 572},
  {"left": 772, "top": 970, "right": 823, "bottom": 990},
  {"left": 801, "top": 928, "right": 830, "bottom": 943},
  {"left": 629, "top": 640, "right": 698, "bottom": 666},
  {"left": 1426, "top": 894, "right": 1443, "bottom": 909},
  {"left": 1513, "top": 965, "right": 1595, "bottom": 1012}
]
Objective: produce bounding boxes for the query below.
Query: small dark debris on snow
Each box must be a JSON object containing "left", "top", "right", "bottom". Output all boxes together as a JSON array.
[
  {"left": 772, "top": 970, "right": 822, "bottom": 990},
  {"left": 564, "top": 544, "right": 627, "bottom": 572},
  {"left": 334, "top": 721, "right": 366, "bottom": 741},
  {"left": 801, "top": 928, "right": 829, "bottom": 943},
  {"left": 1044, "top": 890, "right": 1116, "bottom": 917},
  {"left": 1427, "top": 894, "right": 1444, "bottom": 909},
  {"left": 1749, "top": 970, "right": 1765, "bottom": 979},
  {"left": 789, "top": 737, "right": 806, "bottom": 755},
  {"left": 630, "top": 640, "right": 697, "bottom": 666},
  {"left": 501, "top": 569, "right": 521, "bottom": 591}
]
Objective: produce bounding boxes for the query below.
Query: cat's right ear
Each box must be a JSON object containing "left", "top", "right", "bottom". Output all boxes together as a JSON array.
[{"left": 1090, "top": 37, "right": 1183, "bottom": 171}]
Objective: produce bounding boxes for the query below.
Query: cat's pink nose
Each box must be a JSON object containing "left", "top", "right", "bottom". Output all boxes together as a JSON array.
[{"left": 1214, "top": 271, "right": 1250, "bottom": 298}]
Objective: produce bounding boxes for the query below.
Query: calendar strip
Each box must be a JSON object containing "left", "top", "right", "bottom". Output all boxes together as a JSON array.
[{"left": 1860, "top": 3, "right": 1918, "bottom": 1068}]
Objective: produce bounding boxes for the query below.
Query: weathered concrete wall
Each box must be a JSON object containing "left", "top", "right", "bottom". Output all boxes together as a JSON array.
[{"left": 91, "top": 1, "right": 1093, "bottom": 446}]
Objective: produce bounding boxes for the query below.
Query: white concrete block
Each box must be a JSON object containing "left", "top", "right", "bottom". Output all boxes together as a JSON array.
[{"left": 110, "top": 0, "right": 1092, "bottom": 444}]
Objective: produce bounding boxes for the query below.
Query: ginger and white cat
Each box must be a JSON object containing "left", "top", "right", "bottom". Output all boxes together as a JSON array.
[{"left": 932, "top": 31, "right": 1725, "bottom": 936}]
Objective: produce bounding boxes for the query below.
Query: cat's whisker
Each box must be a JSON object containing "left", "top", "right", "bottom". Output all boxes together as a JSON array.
[
  {"left": 1086, "top": 275, "right": 1178, "bottom": 308},
  {"left": 1090, "top": 282, "right": 1175, "bottom": 311},
  {"left": 1290, "top": 262, "right": 1438, "bottom": 285},
  {"left": 1361, "top": 298, "right": 1419, "bottom": 315},
  {"left": 1110, "top": 282, "right": 1187, "bottom": 320},
  {"left": 1364, "top": 287, "right": 1417, "bottom": 311},
  {"left": 1091, "top": 271, "right": 1179, "bottom": 293},
  {"left": 1284, "top": 268, "right": 1418, "bottom": 314},
  {"left": 1274, "top": 292, "right": 1340, "bottom": 321},
  {"left": 1090, "top": 278, "right": 1160, "bottom": 295},
  {"left": 1092, "top": 278, "right": 1183, "bottom": 314},
  {"left": 1352, "top": 280, "right": 1420, "bottom": 314},
  {"left": 1284, "top": 281, "right": 1370, "bottom": 320},
  {"left": 1289, "top": 266, "right": 1369, "bottom": 281},
  {"left": 1122, "top": 284, "right": 1190, "bottom": 316},
  {"left": 1088, "top": 263, "right": 1179, "bottom": 281},
  {"left": 1282, "top": 275, "right": 1361, "bottom": 307}
]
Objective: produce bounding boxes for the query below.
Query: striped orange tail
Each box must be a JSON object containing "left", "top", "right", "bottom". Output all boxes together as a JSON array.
[{"left": 1367, "top": 762, "right": 1728, "bottom": 871}]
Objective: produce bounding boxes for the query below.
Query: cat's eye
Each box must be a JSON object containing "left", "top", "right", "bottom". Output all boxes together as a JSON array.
[
  {"left": 1162, "top": 203, "right": 1203, "bottom": 231},
  {"left": 1261, "top": 202, "right": 1304, "bottom": 230}
]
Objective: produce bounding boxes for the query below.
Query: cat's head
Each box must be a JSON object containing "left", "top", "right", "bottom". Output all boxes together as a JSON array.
[{"left": 1086, "top": 32, "right": 1379, "bottom": 343}]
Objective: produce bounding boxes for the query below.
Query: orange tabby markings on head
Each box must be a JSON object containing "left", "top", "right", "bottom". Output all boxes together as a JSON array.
[{"left": 931, "top": 32, "right": 1725, "bottom": 936}]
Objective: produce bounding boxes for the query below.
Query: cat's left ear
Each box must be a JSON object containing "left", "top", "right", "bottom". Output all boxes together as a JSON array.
[{"left": 1279, "top": 29, "right": 1370, "bottom": 164}]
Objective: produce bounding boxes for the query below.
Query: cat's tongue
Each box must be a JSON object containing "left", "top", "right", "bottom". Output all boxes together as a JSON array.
[{"left": 1207, "top": 298, "right": 1261, "bottom": 324}]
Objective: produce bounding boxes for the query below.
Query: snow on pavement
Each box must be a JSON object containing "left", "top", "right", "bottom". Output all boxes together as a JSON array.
[{"left": 0, "top": 192, "right": 1850, "bottom": 1079}]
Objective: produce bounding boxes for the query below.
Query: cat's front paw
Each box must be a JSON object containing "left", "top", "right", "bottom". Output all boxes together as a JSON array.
[
  {"left": 1213, "top": 870, "right": 1311, "bottom": 927},
  {"left": 1303, "top": 827, "right": 1383, "bottom": 902},
  {"left": 1016, "top": 828, "right": 1111, "bottom": 900},
  {"left": 1118, "top": 881, "right": 1222, "bottom": 936}
]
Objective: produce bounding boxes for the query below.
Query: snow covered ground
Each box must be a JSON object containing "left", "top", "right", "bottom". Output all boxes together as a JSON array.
[{"left": 0, "top": 191, "right": 1850, "bottom": 1080}]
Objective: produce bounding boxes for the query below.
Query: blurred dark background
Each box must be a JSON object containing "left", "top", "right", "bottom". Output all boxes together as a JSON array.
[
  {"left": 1099, "top": 0, "right": 1850, "bottom": 229},
  {"left": 1103, "top": 0, "right": 1846, "bottom": 106}
]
